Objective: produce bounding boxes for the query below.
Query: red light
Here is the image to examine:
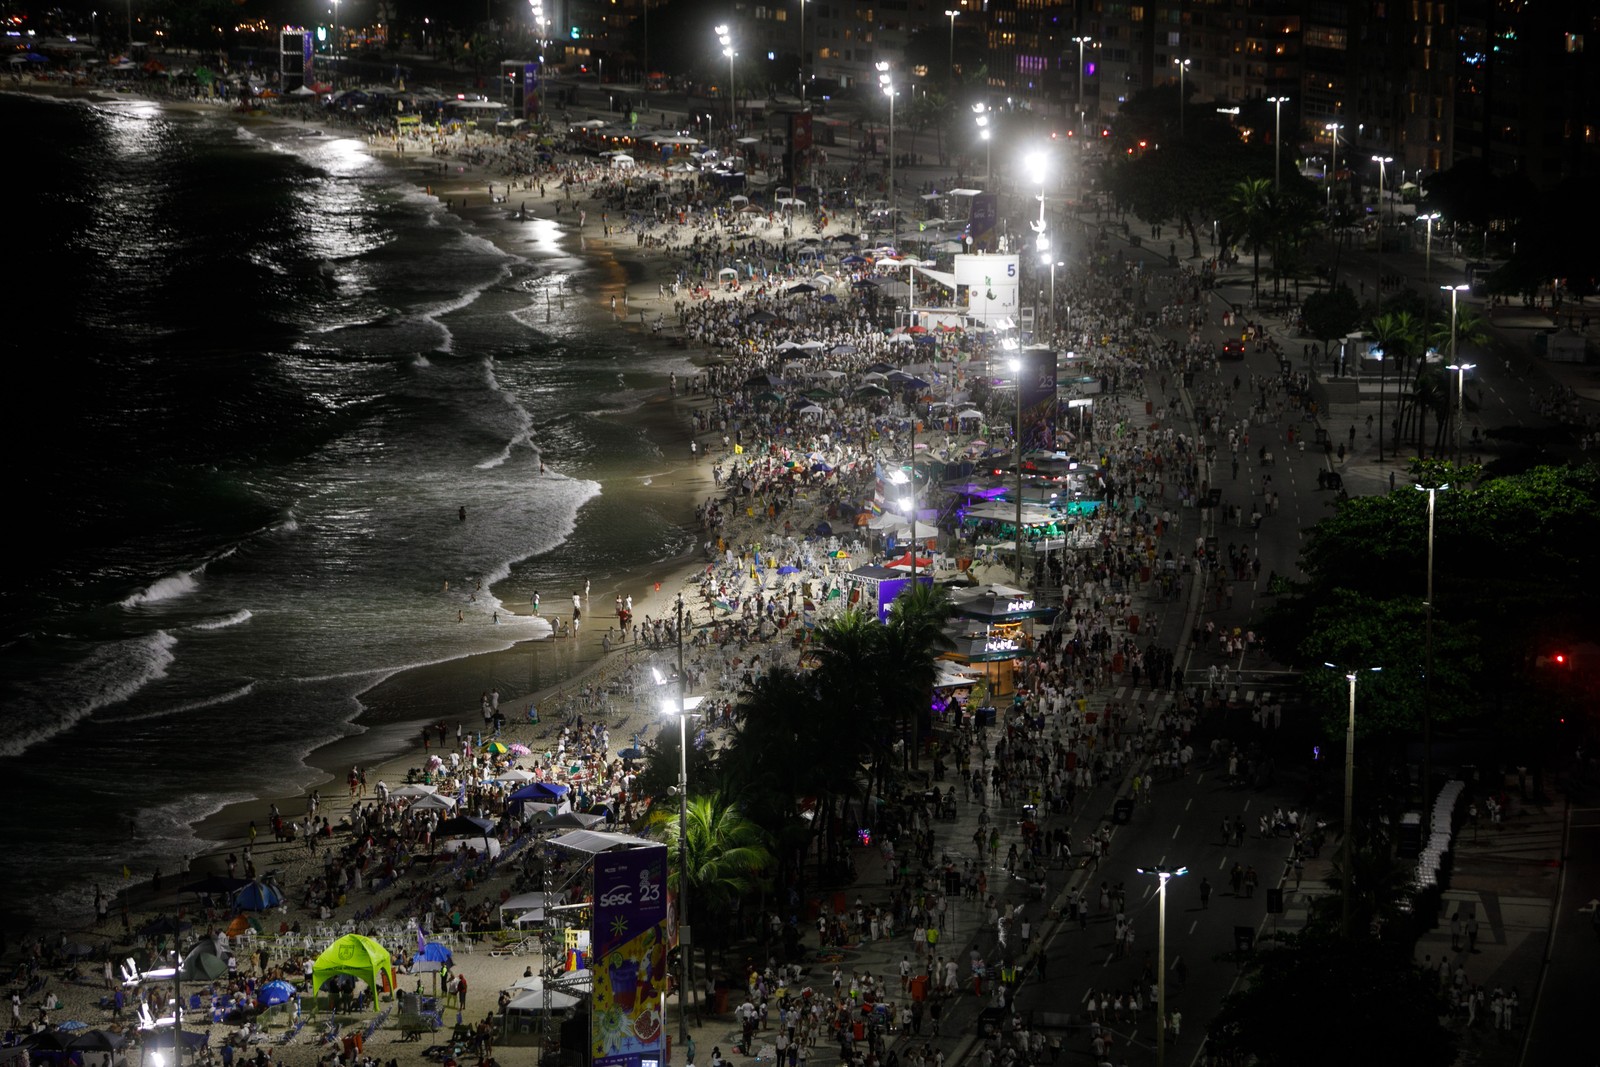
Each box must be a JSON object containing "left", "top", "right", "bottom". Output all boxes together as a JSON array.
[
  {"left": 1138, "top": 140, "right": 1147, "bottom": 148},
  {"left": 1555, "top": 653, "right": 1567, "bottom": 665}
]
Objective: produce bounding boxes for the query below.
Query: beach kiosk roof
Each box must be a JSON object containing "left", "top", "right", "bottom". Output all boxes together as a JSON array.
[
  {"left": 952, "top": 592, "right": 1057, "bottom": 623},
  {"left": 311, "top": 934, "right": 393, "bottom": 1002}
]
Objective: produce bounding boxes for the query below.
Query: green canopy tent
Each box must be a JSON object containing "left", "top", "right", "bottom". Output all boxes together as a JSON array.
[{"left": 310, "top": 934, "right": 395, "bottom": 1014}]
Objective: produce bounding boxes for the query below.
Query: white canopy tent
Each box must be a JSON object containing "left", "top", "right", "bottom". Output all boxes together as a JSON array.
[{"left": 498, "top": 891, "right": 562, "bottom": 927}]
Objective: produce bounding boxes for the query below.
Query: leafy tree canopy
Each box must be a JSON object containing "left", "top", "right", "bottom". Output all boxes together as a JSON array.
[
  {"left": 1208, "top": 932, "right": 1457, "bottom": 1067},
  {"left": 1302, "top": 284, "right": 1361, "bottom": 346}
]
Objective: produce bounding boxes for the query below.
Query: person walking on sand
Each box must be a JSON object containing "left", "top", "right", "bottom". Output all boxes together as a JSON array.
[{"left": 572, "top": 592, "right": 582, "bottom": 619}]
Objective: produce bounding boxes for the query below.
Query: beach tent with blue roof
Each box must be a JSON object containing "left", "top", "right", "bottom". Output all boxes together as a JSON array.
[
  {"left": 507, "top": 781, "right": 571, "bottom": 818},
  {"left": 232, "top": 880, "right": 283, "bottom": 911}
]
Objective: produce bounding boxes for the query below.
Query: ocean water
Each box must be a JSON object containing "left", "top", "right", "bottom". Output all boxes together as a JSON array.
[{"left": 0, "top": 93, "right": 694, "bottom": 926}]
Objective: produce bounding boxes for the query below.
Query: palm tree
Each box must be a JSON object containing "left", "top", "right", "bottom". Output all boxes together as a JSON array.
[
  {"left": 1408, "top": 364, "right": 1450, "bottom": 459},
  {"left": 883, "top": 583, "right": 954, "bottom": 766},
  {"left": 1318, "top": 846, "right": 1417, "bottom": 937},
  {"left": 720, "top": 666, "right": 850, "bottom": 885},
  {"left": 1223, "top": 178, "right": 1276, "bottom": 306},
  {"left": 651, "top": 794, "right": 775, "bottom": 988},
  {"left": 908, "top": 90, "right": 956, "bottom": 165}
]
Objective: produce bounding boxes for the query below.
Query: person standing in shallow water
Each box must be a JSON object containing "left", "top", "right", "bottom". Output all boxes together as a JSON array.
[
  {"left": 458, "top": 506, "right": 466, "bottom": 522},
  {"left": 572, "top": 591, "right": 582, "bottom": 619}
]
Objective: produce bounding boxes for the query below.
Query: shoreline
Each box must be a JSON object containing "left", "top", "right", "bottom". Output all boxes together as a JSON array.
[
  {"left": 14, "top": 79, "right": 727, "bottom": 922},
  {"left": 188, "top": 111, "right": 724, "bottom": 853}
]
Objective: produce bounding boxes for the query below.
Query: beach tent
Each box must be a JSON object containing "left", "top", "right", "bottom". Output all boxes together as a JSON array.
[
  {"left": 232, "top": 881, "right": 283, "bottom": 912},
  {"left": 409, "top": 792, "right": 458, "bottom": 811},
  {"left": 438, "top": 836, "right": 502, "bottom": 859},
  {"left": 389, "top": 784, "right": 438, "bottom": 799},
  {"left": 311, "top": 934, "right": 394, "bottom": 1008},
  {"left": 417, "top": 942, "right": 454, "bottom": 965},
  {"left": 179, "top": 937, "right": 232, "bottom": 981},
  {"left": 498, "top": 891, "right": 561, "bottom": 927},
  {"left": 508, "top": 781, "right": 571, "bottom": 813}
]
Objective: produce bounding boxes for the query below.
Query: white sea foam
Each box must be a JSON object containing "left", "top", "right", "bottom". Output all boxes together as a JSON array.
[
  {"left": 120, "top": 566, "right": 204, "bottom": 608},
  {"left": 114, "top": 682, "right": 257, "bottom": 723},
  {"left": 0, "top": 630, "right": 178, "bottom": 757},
  {"left": 192, "top": 609, "right": 253, "bottom": 631}
]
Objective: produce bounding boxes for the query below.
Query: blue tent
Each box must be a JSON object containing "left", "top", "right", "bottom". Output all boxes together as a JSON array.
[
  {"left": 508, "top": 782, "right": 570, "bottom": 803},
  {"left": 232, "top": 881, "right": 284, "bottom": 912},
  {"left": 417, "top": 942, "right": 454, "bottom": 965},
  {"left": 258, "top": 980, "right": 299, "bottom": 1007}
]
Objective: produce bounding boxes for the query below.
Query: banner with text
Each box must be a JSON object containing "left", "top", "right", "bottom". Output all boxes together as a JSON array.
[
  {"left": 1017, "top": 347, "right": 1058, "bottom": 454},
  {"left": 591, "top": 845, "right": 669, "bottom": 1067}
]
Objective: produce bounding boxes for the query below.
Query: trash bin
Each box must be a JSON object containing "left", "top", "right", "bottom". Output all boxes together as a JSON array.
[
  {"left": 978, "top": 705, "right": 997, "bottom": 726},
  {"left": 1130, "top": 234, "right": 1142, "bottom": 247},
  {"left": 1145, "top": 400, "right": 1153, "bottom": 415},
  {"left": 1128, "top": 614, "right": 1140, "bottom": 634},
  {"left": 910, "top": 975, "right": 928, "bottom": 1002}
]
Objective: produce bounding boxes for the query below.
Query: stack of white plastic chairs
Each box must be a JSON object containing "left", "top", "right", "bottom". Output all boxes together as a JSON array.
[{"left": 1414, "top": 778, "right": 1465, "bottom": 889}]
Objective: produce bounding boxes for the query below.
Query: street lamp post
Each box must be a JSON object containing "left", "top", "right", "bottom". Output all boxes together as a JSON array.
[
  {"left": 1326, "top": 664, "right": 1382, "bottom": 939},
  {"left": 1420, "top": 212, "right": 1441, "bottom": 282},
  {"left": 1027, "top": 150, "right": 1048, "bottom": 331},
  {"left": 1443, "top": 282, "right": 1470, "bottom": 456},
  {"left": 1267, "top": 95, "right": 1289, "bottom": 190},
  {"left": 1324, "top": 122, "right": 1342, "bottom": 210},
  {"left": 1041, "top": 256, "right": 1060, "bottom": 326},
  {"left": 1371, "top": 155, "right": 1393, "bottom": 299},
  {"left": 944, "top": 10, "right": 959, "bottom": 85},
  {"left": 716, "top": 25, "right": 736, "bottom": 139},
  {"left": 973, "top": 104, "right": 991, "bottom": 186},
  {"left": 797, "top": 0, "right": 808, "bottom": 101},
  {"left": 1007, "top": 344, "right": 1024, "bottom": 586},
  {"left": 878, "top": 62, "right": 896, "bottom": 231},
  {"left": 332, "top": 0, "right": 339, "bottom": 58},
  {"left": 1135, "top": 864, "right": 1188, "bottom": 1067},
  {"left": 657, "top": 637, "right": 693, "bottom": 1056},
  {"left": 1071, "top": 36, "right": 1092, "bottom": 130},
  {"left": 1174, "top": 58, "right": 1191, "bottom": 136},
  {"left": 1374, "top": 346, "right": 1387, "bottom": 462},
  {"left": 1413, "top": 482, "right": 1449, "bottom": 822},
  {"left": 1447, "top": 362, "right": 1475, "bottom": 459}
]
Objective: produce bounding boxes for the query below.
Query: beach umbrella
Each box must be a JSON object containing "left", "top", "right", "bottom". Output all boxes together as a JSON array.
[
  {"left": 22, "top": 1031, "right": 70, "bottom": 1052},
  {"left": 259, "top": 980, "right": 298, "bottom": 1008},
  {"left": 777, "top": 565, "right": 800, "bottom": 575},
  {"left": 483, "top": 740, "right": 509, "bottom": 756},
  {"left": 433, "top": 814, "right": 494, "bottom": 838},
  {"left": 618, "top": 747, "right": 646, "bottom": 760},
  {"left": 143, "top": 1029, "right": 209, "bottom": 1053},
  {"left": 141, "top": 916, "right": 191, "bottom": 937},
  {"left": 509, "top": 743, "right": 531, "bottom": 755},
  {"left": 854, "top": 384, "right": 890, "bottom": 398},
  {"left": 67, "top": 1029, "right": 126, "bottom": 1053},
  {"left": 55, "top": 1021, "right": 89, "bottom": 1032},
  {"left": 62, "top": 942, "right": 98, "bottom": 958}
]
